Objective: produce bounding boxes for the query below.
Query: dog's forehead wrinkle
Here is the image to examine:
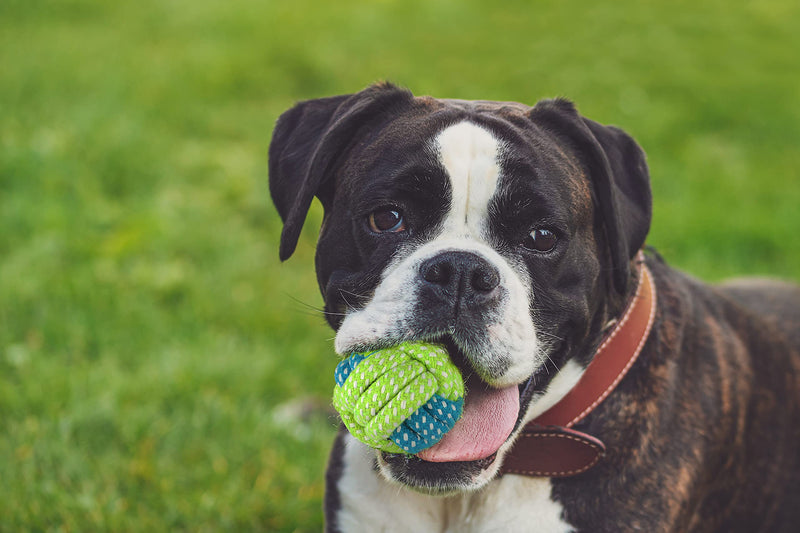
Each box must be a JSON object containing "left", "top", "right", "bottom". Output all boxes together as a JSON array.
[{"left": 433, "top": 121, "right": 503, "bottom": 241}]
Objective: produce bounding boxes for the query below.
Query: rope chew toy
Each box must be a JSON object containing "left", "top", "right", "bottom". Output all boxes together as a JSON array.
[{"left": 333, "top": 342, "right": 465, "bottom": 454}]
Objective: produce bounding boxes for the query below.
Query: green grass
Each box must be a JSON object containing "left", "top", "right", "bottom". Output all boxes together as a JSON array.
[{"left": 1, "top": 0, "right": 799, "bottom": 530}]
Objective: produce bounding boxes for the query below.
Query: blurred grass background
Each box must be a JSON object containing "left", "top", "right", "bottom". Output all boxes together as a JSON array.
[{"left": 1, "top": 0, "right": 798, "bottom": 531}]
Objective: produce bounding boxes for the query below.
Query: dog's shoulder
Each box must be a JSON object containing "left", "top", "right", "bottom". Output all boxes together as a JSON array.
[
  {"left": 717, "top": 277, "right": 800, "bottom": 348},
  {"left": 615, "top": 256, "right": 800, "bottom": 532}
]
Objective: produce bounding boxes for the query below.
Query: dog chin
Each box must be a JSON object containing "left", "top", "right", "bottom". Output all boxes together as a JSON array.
[{"left": 376, "top": 449, "right": 503, "bottom": 495}]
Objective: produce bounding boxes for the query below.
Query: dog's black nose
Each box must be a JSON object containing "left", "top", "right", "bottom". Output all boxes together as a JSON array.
[{"left": 419, "top": 251, "right": 500, "bottom": 300}]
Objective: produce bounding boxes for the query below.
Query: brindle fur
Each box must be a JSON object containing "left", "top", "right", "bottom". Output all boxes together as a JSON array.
[{"left": 553, "top": 253, "right": 800, "bottom": 532}]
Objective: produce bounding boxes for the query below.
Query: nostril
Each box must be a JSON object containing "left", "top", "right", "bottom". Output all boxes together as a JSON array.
[
  {"left": 471, "top": 268, "right": 500, "bottom": 292},
  {"left": 420, "top": 252, "right": 501, "bottom": 297},
  {"left": 421, "top": 259, "right": 452, "bottom": 286}
]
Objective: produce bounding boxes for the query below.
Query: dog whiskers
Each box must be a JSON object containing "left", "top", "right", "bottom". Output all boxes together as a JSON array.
[
  {"left": 536, "top": 331, "right": 564, "bottom": 341},
  {"left": 338, "top": 288, "right": 371, "bottom": 300},
  {"left": 338, "top": 292, "right": 359, "bottom": 314},
  {"left": 545, "top": 354, "right": 560, "bottom": 374},
  {"left": 285, "top": 294, "right": 349, "bottom": 318}
]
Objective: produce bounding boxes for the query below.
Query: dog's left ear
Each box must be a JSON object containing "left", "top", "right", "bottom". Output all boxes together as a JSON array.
[
  {"left": 269, "top": 83, "right": 413, "bottom": 261},
  {"left": 530, "top": 99, "right": 652, "bottom": 294}
]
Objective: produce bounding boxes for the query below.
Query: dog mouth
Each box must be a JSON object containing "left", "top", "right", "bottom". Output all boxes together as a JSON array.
[{"left": 378, "top": 337, "right": 536, "bottom": 491}]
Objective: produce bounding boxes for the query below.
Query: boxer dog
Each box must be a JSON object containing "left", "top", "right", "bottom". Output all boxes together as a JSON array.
[{"left": 268, "top": 83, "right": 800, "bottom": 532}]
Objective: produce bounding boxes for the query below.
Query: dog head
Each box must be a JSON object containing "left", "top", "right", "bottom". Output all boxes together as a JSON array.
[{"left": 269, "top": 83, "right": 651, "bottom": 493}]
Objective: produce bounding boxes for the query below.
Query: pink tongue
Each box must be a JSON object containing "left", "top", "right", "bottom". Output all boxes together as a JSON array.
[{"left": 417, "top": 381, "right": 519, "bottom": 463}]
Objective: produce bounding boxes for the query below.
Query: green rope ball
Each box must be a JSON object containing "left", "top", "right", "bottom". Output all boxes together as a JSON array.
[{"left": 333, "top": 342, "right": 465, "bottom": 454}]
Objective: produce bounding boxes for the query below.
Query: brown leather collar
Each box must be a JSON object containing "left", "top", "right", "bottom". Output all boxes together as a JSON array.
[{"left": 500, "top": 254, "right": 657, "bottom": 478}]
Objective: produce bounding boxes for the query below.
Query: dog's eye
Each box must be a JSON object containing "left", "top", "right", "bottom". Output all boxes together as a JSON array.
[
  {"left": 521, "top": 228, "right": 558, "bottom": 252},
  {"left": 368, "top": 207, "right": 406, "bottom": 233}
]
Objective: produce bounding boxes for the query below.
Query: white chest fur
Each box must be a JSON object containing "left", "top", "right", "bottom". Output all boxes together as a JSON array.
[{"left": 334, "top": 435, "right": 575, "bottom": 533}]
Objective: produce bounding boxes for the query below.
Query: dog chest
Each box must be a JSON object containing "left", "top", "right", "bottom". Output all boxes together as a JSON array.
[{"left": 330, "top": 435, "right": 575, "bottom": 533}]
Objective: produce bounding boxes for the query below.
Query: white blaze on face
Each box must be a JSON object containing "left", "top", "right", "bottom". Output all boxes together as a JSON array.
[{"left": 436, "top": 122, "right": 502, "bottom": 239}]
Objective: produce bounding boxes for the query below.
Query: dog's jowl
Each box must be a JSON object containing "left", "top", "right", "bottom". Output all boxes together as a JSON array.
[{"left": 269, "top": 83, "right": 800, "bottom": 533}]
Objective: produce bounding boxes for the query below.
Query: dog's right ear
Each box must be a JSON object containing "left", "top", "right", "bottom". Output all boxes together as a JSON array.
[{"left": 268, "top": 83, "right": 413, "bottom": 261}]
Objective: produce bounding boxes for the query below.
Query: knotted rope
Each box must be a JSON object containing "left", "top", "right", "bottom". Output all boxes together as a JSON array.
[{"left": 333, "top": 342, "right": 464, "bottom": 454}]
